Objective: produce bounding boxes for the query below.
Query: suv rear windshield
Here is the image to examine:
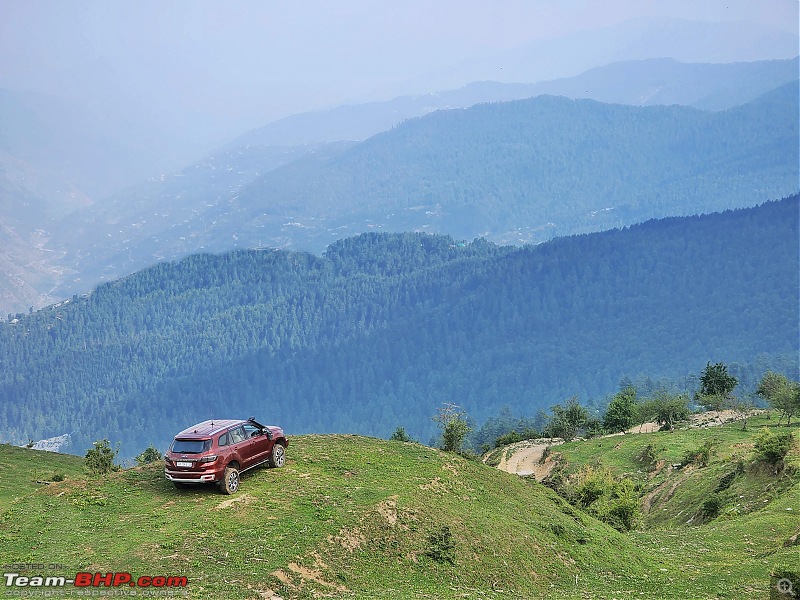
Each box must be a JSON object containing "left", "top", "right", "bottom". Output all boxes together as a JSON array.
[{"left": 171, "top": 439, "right": 212, "bottom": 454}]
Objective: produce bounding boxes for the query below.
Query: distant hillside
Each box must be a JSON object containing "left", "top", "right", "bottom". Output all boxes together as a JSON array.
[
  {"left": 0, "top": 88, "right": 197, "bottom": 315},
  {"left": 231, "top": 82, "right": 799, "bottom": 246},
  {"left": 525, "top": 57, "right": 800, "bottom": 110},
  {"left": 416, "top": 17, "right": 799, "bottom": 93},
  {"left": 0, "top": 156, "right": 67, "bottom": 313},
  {"left": 0, "top": 197, "right": 796, "bottom": 456},
  {"left": 229, "top": 57, "right": 800, "bottom": 148},
  {"left": 229, "top": 56, "right": 799, "bottom": 151}
]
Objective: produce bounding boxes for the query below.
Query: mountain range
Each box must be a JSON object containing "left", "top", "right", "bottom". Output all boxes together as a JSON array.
[
  {"left": 60, "top": 79, "right": 799, "bottom": 300},
  {"left": 1, "top": 56, "right": 798, "bottom": 316}
]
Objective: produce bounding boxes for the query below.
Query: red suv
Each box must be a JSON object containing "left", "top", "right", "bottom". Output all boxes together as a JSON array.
[{"left": 164, "top": 417, "right": 288, "bottom": 494}]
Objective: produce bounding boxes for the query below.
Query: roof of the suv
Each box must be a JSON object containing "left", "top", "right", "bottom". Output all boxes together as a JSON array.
[{"left": 174, "top": 419, "right": 244, "bottom": 439}]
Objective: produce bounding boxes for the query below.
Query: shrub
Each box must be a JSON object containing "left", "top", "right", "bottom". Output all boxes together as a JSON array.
[
  {"left": 85, "top": 439, "right": 119, "bottom": 476},
  {"left": 572, "top": 465, "right": 612, "bottom": 507},
  {"left": 754, "top": 429, "right": 795, "bottom": 466},
  {"left": 681, "top": 440, "right": 715, "bottom": 467},
  {"left": 702, "top": 493, "right": 725, "bottom": 519},
  {"left": 567, "top": 465, "right": 640, "bottom": 531},
  {"left": 636, "top": 442, "right": 658, "bottom": 468},
  {"left": 135, "top": 445, "right": 162, "bottom": 465},
  {"left": 424, "top": 526, "right": 456, "bottom": 564},
  {"left": 51, "top": 473, "right": 65, "bottom": 482},
  {"left": 605, "top": 478, "right": 640, "bottom": 531},
  {"left": 389, "top": 427, "right": 412, "bottom": 442}
]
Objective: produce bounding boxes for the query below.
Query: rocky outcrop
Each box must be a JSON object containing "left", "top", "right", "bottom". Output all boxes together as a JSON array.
[{"left": 30, "top": 433, "right": 71, "bottom": 453}]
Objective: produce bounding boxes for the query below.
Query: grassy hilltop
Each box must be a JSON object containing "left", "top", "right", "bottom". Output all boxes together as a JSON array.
[{"left": 0, "top": 422, "right": 798, "bottom": 599}]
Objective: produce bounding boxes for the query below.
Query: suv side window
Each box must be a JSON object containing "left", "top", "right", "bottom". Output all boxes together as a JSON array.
[
  {"left": 243, "top": 424, "right": 261, "bottom": 438},
  {"left": 228, "top": 426, "right": 246, "bottom": 444},
  {"left": 218, "top": 432, "right": 229, "bottom": 447}
]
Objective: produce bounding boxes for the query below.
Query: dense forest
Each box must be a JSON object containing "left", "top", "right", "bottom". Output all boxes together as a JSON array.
[{"left": 0, "top": 196, "right": 797, "bottom": 456}]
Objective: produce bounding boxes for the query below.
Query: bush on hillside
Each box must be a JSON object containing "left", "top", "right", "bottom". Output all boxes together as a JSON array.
[
  {"left": 681, "top": 440, "right": 715, "bottom": 468},
  {"left": 701, "top": 492, "right": 726, "bottom": 520},
  {"left": 389, "top": 427, "right": 413, "bottom": 442},
  {"left": 85, "top": 439, "right": 119, "bottom": 476},
  {"left": 135, "top": 445, "right": 162, "bottom": 465},
  {"left": 424, "top": 525, "right": 456, "bottom": 564},
  {"left": 635, "top": 442, "right": 658, "bottom": 469},
  {"left": 567, "top": 465, "right": 640, "bottom": 531},
  {"left": 754, "top": 428, "right": 795, "bottom": 466}
]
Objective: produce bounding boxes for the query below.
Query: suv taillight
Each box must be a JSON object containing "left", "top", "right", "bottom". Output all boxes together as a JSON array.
[{"left": 198, "top": 455, "right": 218, "bottom": 463}]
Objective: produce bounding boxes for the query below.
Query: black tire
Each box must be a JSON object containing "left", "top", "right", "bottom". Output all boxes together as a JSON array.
[
  {"left": 269, "top": 443, "right": 286, "bottom": 468},
  {"left": 218, "top": 465, "right": 240, "bottom": 494}
]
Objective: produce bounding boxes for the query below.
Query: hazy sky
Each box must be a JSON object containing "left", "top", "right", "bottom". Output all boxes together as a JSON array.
[{"left": 1, "top": 0, "right": 797, "bottom": 155}]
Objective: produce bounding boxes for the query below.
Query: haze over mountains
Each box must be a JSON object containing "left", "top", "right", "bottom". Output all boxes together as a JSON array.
[
  {"left": 1, "top": 10, "right": 799, "bottom": 600},
  {"left": 1, "top": 53, "right": 798, "bottom": 316},
  {"left": 229, "top": 56, "right": 800, "bottom": 148}
]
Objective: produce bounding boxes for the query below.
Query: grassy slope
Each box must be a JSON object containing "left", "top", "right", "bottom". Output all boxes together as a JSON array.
[
  {"left": 0, "top": 443, "right": 85, "bottom": 513},
  {"left": 1, "top": 428, "right": 796, "bottom": 599},
  {"left": 1, "top": 435, "right": 678, "bottom": 600},
  {"left": 544, "top": 413, "right": 800, "bottom": 598}
]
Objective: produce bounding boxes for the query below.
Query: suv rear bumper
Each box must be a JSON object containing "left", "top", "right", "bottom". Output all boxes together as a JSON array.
[{"left": 165, "top": 471, "right": 220, "bottom": 484}]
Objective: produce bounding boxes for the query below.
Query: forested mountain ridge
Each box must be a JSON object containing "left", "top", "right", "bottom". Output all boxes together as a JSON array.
[
  {"left": 99, "top": 80, "right": 796, "bottom": 270},
  {"left": 1, "top": 196, "right": 797, "bottom": 457},
  {"left": 240, "top": 82, "right": 798, "bottom": 228},
  {"left": 41, "top": 79, "right": 799, "bottom": 309}
]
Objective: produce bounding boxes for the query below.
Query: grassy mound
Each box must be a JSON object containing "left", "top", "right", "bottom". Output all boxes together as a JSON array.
[{"left": 0, "top": 435, "right": 675, "bottom": 599}]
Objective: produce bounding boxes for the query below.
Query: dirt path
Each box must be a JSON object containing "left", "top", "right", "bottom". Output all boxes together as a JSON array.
[
  {"left": 492, "top": 410, "right": 761, "bottom": 481},
  {"left": 493, "top": 438, "right": 564, "bottom": 481}
]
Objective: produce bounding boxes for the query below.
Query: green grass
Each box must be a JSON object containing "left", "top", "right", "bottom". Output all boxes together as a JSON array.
[
  {"left": 0, "top": 435, "right": 674, "bottom": 599},
  {"left": 0, "top": 429, "right": 797, "bottom": 599},
  {"left": 0, "top": 443, "right": 86, "bottom": 513},
  {"left": 541, "top": 412, "right": 800, "bottom": 598}
]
